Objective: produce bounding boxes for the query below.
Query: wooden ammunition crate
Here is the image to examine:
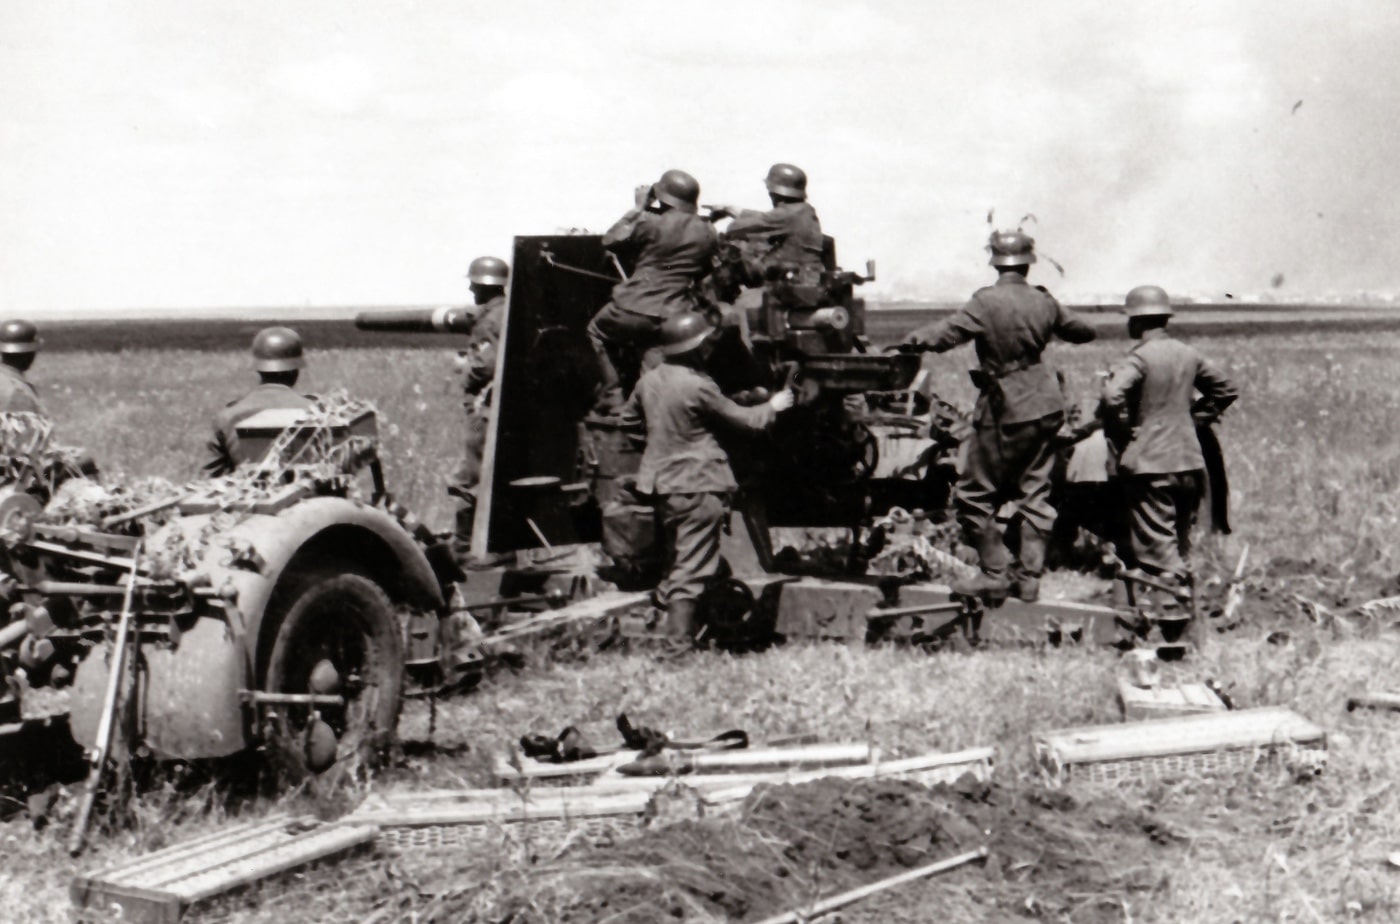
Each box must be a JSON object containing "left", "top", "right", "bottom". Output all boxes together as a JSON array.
[
  {"left": 1116, "top": 679, "right": 1228, "bottom": 721},
  {"left": 71, "top": 816, "right": 377, "bottom": 923},
  {"left": 1035, "top": 706, "right": 1326, "bottom": 786}
]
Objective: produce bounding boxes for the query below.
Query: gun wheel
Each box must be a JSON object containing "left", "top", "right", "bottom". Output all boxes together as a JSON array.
[{"left": 264, "top": 573, "right": 404, "bottom": 772}]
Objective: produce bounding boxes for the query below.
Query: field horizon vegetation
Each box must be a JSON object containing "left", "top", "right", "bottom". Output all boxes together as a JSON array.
[
  {"left": 6, "top": 314, "right": 1400, "bottom": 921},
  {"left": 25, "top": 299, "right": 1400, "bottom": 354}
]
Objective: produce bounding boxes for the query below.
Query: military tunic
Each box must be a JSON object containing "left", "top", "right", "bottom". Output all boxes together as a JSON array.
[
  {"left": 1102, "top": 328, "right": 1237, "bottom": 580},
  {"left": 0, "top": 363, "right": 42, "bottom": 415},
  {"left": 449, "top": 293, "right": 506, "bottom": 529},
  {"left": 906, "top": 274, "right": 1095, "bottom": 579},
  {"left": 619, "top": 362, "right": 776, "bottom": 605},
  {"left": 205, "top": 383, "right": 313, "bottom": 477},
  {"left": 588, "top": 208, "right": 718, "bottom": 410},
  {"left": 724, "top": 201, "right": 825, "bottom": 277}
]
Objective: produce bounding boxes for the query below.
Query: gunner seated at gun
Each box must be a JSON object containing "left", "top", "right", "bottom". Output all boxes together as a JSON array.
[{"left": 708, "top": 162, "right": 826, "bottom": 288}]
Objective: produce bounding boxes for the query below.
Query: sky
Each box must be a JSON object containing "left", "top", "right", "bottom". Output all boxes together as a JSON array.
[{"left": 2, "top": 0, "right": 1398, "bottom": 315}]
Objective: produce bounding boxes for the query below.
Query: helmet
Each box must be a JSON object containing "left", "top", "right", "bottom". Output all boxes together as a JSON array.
[
  {"left": 653, "top": 169, "right": 700, "bottom": 213},
  {"left": 764, "top": 163, "right": 807, "bottom": 200},
  {"left": 251, "top": 326, "right": 304, "bottom": 372},
  {"left": 467, "top": 256, "right": 509, "bottom": 287},
  {"left": 658, "top": 311, "right": 715, "bottom": 356},
  {"left": 0, "top": 320, "right": 39, "bottom": 354},
  {"left": 1124, "top": 285, "right": 1174, "bottom": 318},
  {"left": 987, "top": 230, "right": 1036, "bottom": 266}
]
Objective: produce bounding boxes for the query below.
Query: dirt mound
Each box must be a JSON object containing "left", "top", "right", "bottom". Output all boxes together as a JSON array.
[{"left": 426, "top": 776, "right": 1189, "bottom": 923}]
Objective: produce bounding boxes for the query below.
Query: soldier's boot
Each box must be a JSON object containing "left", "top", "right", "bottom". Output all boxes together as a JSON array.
[
  {"left": 952, "top": 528, "right": 1011, "bottom": 605},
  {"left": 1010, "top": 527, "right": 1048, "bottom": 603},
  {"left": 951, "top": 569, "right": 1011, "bottom": 606}
]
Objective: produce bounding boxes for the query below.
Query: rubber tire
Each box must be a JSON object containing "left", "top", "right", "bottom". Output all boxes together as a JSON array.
[{"left": 264, "top": 574, "right": 404, "bottom": 753}]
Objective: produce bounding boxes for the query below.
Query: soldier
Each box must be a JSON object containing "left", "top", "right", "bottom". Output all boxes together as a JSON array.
[
  {"left": 446, "top": 255, "right": 509, "bottom": 549},
  {"left": 205, "top": 326, "right": 313, "bottom": 477},
  {"left": 902, "top": 230, "right": 1096, "bottom": 603},
  {"left": 587, "top": 169, "right": 718, "bottom": 415},
  {"left": 1101, "top": 285, "right": 1238, "bottom": 586},
  {"left": 0, "top": 320, "right": 43, "bottom": 414},
  {"left": 619, "top": 311, "right": 794, "bottom": 639},
  {"left": 709, "top": 163, "right": 825, "bottom": 284}
]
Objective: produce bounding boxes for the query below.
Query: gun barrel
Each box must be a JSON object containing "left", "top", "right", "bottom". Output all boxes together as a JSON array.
[{"left": 355, "top": 306, "right": 477, "bottom": 335}]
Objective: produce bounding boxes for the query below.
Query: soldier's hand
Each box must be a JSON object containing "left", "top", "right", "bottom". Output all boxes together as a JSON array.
[
  {"left": 705, "top": 204, "right": 735, "bottom": 220},
  {"left": 768, "top": 388, "right": 796, "bottom": 413},
  {"left": 900, "top": 330, "right": 930, "bottom": 351},
  {"left": 634, "top": 184, "right": 655, "bottom": 208}
]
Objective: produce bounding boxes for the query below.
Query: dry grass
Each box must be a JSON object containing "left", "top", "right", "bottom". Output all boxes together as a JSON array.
[{"left": 7, "top": 327, "right": 1400, "bottom": 921}]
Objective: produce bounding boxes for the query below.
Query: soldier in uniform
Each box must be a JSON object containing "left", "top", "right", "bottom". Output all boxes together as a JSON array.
[
  {"left": 709, "top": 163, "right": 825, "bottom": 284},
  {"left": 587, "top": 169, "right": 718, "bottom": 416},
  {"left": 446, "top": 255, "right": 509, "bottom": 550},
  {"left": 902, "top": 230, "right": 1096, "bottom": 603},
  {"left": 620, "top": 311, "right": 794, "bottom": 639},
  {"left": 0, "top": 320, "right": 102, "bottom": 483},
  {"left": 0, "top": 320, "right": 44, "bottom": 414},
  {"left": 205, "top": 327, "right": 313, "bottom": 476},
  {"left": 1101, "top": 285, "right": 1237, "bottom": 585}
]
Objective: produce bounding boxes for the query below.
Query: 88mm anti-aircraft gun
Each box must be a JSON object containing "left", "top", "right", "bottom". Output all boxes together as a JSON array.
[{"left": 357, "top": 235, "right": 1117, "bottom": 649}]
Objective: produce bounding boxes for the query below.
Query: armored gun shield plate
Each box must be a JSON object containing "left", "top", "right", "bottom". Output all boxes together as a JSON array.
[{"left": 473, "top": 236, "right": 615, "bottom": 554}]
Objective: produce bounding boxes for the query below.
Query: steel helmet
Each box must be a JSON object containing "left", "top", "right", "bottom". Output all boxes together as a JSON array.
[
  {"left": 467, "top": 256, "right": 509, "bottom": 287},
  {"left": 764, "top": 163, "right": 808, "bottom": 200},
  {"left": 987, "top": 230, "right": 1037, "bottom": 266},
  {"left": 251, "top": 326, "right": 304, "bottom": 372},
  {"left": 653, "top": 169, "right": 700, "bottom": 213},
  {"left": 0, "top": 320, "right": 39, "bottom": 354},
  {"left": 658, "top": 311, "right": 715, "bottom": 356},
  {"left": 1124, "top": 285, "right": 1174, "bottom": 318}
]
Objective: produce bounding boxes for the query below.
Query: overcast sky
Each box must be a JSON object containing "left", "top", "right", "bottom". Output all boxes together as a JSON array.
[{"left": 2, "top": 0, "right": 1397, "bottom": 314}]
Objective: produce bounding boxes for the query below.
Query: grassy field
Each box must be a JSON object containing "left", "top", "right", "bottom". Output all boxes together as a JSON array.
[
  {"left": 7, "top": 319, "right": 1400, "bottom": 921},
  {"left": 31, "top": 318, "right": 1400, "bottom": 574}
]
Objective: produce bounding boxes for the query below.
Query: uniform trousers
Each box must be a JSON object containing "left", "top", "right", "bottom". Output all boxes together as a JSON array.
[
  {"left": 449, "top": 403, "right": 490, "bottom": 542},
  {"left": 1123, "top": 471, "right": 1204, "bottom": 582},
  {"left": 587, "top": 303, "right": 665, "bottom": 410},
  {"left": 956, "top": 412, "right": 1063, "bottom": 575},
  {"left": 658, "top": 491, "right": 728, "bottom": 605}
]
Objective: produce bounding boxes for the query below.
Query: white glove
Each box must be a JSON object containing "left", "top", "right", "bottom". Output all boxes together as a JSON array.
[{"left": 768, "top": 388, "right": 795, "bottom": 412}]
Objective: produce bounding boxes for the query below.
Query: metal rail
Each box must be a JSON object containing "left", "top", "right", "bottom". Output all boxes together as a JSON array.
[{"left": 539, "top": 248, "right": 623, "bottom": 283}]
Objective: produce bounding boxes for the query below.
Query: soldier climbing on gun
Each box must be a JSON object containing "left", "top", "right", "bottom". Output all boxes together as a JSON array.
[{"left": 587, "top": 170, "right": 718, "bottom": 417}]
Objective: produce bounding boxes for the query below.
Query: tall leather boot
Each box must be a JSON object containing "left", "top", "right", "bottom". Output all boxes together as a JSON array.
[
  {"left": 1012, "top": 526, "right": 1047, "bottom": 602},
  {"left": 952, "top": 528, "right": 1011, "bottom": 605}
]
